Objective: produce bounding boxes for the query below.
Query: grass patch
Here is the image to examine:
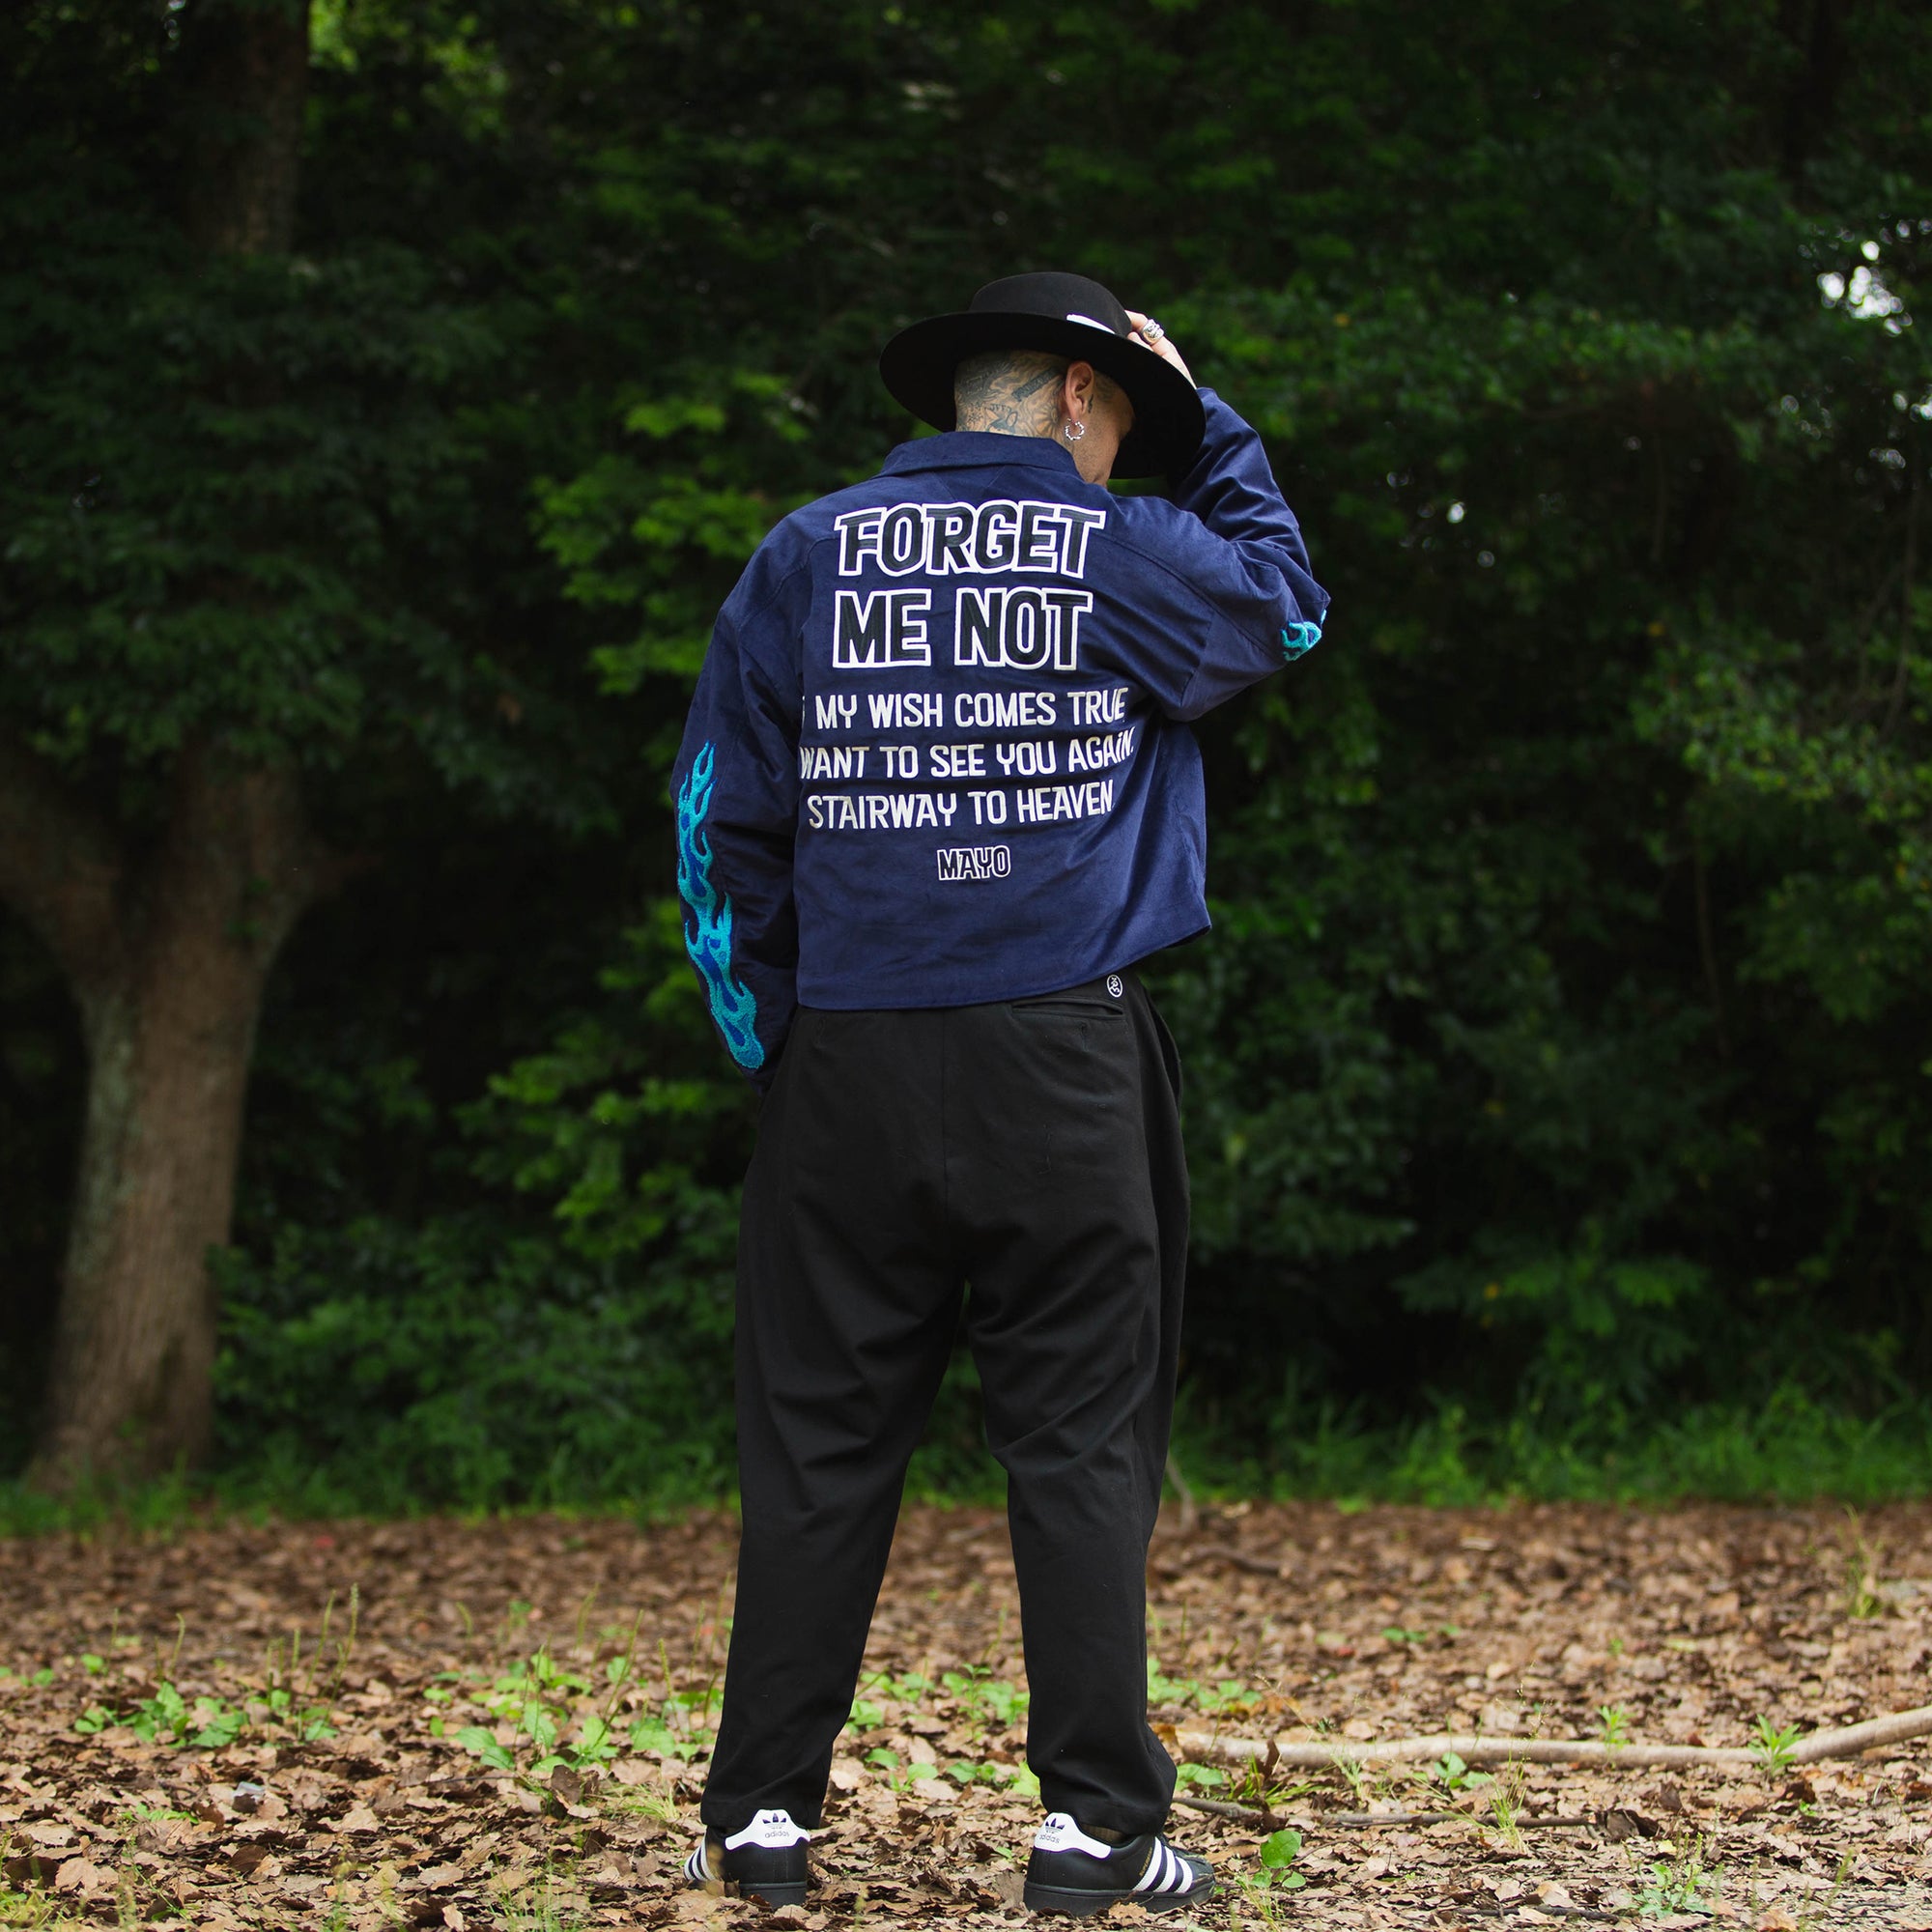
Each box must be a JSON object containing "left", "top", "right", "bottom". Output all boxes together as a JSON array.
[
  {"left": 3, "top": 1383, "right": 1926, "bottom": 1535},
  {"left": 1175, "top": 1384, "right": 1932, "bottom": 1509}
]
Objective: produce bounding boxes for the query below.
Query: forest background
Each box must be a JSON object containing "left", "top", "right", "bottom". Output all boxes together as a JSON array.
[{"left": 2, "top": 0, "right": 1929, "bottom": 1516}]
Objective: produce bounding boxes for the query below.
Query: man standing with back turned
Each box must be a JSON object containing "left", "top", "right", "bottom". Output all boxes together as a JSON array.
[{"left": 671, "top": 273, "right": 1328, "bottom": 1917}]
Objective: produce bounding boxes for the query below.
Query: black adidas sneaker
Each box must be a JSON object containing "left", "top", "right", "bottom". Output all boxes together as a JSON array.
[
  {"left": 682, "top": 1807, "right": 810, "bottom": 1907},
  {"left": 1022, "top": 1811, "right": 1214, "bottom": 1917}
]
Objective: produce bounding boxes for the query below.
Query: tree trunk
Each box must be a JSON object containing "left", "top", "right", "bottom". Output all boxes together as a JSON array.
[
  {"left": 8, "top": 0, "right": 319, "bottom": 1482},
  {"left": 15, "top": 752, "right": 321, "bottom": 1481},
  {"left": 1777, "top": 0, "right": 1853, "bottom": 181},
  {"left": 182, "top": 0, "right": 311, "bottom": 256}
]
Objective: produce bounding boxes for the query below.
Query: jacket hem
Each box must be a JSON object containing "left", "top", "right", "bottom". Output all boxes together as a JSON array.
[{"left": 793, "top": 920, "right": 1209, "bottom": 1013}]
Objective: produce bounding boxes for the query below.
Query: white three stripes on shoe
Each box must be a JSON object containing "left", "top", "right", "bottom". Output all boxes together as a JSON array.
[
  {"left": 683, "top": 1841, "right": 713, "bottom": 1884},
  {"left": 1133, "top": 1838, "right": 1193, "bottom": 1895},
  {"left": 1132, "top": 1840, "right": 1167, "bottom": 1893},
  {"left": 1034, "top": 1814, "right": 1197, "bottom": 1896}
]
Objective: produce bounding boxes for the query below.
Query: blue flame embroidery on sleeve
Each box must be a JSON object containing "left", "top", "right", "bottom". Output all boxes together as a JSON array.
[
  {"left": 675, "top": 744, "right": 765, "bottom": 1071},
  {"left": 1281, "top": 613, "right": 1326, "bottom": 662}
]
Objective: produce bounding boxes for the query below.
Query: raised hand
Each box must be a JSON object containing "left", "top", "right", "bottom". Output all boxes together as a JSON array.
[{"left": 1124, "top": 308, "right": 1195, "bottom": 385}]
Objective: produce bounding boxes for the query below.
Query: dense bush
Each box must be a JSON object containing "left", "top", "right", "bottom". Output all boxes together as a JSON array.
[{"left": 4, "top": 0, "right": 1929, "bottom": 1503}]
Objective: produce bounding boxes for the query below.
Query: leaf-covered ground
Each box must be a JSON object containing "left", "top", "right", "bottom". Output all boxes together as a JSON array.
[{"left": 2, "top": 1502, "right": 1929, "bottom": 1929}]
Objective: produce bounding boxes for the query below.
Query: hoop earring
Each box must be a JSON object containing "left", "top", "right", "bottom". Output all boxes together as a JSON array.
[{"left": 1063, "top": 418, "right": 1087, "bottom": 442}]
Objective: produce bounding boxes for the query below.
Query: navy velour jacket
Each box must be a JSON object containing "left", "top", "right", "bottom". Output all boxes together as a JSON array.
[{"left": 671, "top": 387, "right": 1330, "bottom": 1086}]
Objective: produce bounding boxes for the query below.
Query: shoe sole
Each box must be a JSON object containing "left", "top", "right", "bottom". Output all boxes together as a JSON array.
[
  {"left": 1023, "top": 1880, "right": 1215, "bottom": 1918},
  {"left": 739, "top": 1881, "right": 808, "bottom": 1908}
]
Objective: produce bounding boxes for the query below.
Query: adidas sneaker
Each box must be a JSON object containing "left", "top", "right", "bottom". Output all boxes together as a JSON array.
[
  {"left": 682, "top": 1807, "right": 810, "bottom": 1907},
  {"left": 1022, "top": 1811, "right": 1214, "bottom": 1917}
]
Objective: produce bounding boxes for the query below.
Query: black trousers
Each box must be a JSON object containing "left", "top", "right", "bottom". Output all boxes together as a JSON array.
[{"left": 699, "top": 973, "right": 1189, "bottom": 1838}]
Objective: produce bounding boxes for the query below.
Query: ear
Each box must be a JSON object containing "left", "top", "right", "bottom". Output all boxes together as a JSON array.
[{"left": 1063, "top": 359, "right": 1096, "bottom": 415}]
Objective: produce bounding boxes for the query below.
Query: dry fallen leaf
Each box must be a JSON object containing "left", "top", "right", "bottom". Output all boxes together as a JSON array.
[
  {"left": 0, "top": 1502, "right": 1923, "bottom": 1928},
  {"left": 53, "top": 1855, "right": 109, "bottom": 1893}
]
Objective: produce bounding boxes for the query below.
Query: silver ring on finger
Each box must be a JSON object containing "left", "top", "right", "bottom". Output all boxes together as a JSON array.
[{"left": 1140, "top": 317, "right": 1166, "bottom": 344}]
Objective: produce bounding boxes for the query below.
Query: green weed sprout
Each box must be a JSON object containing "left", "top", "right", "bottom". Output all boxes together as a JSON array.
[
  {"left": 72, "top": 1681, "right": 257, "bottom": 1750},
  {"left": 625, "top": 1716, "right": 680, "bottom": 1755},
  {"left": 454, "top": 1724, "right": 516, "bottom": 1775},
  {"left": 1634, "top": 1834, "right": 1721, "bottom": 1918},
  {"left": 1431, "top": 1750, "right": 1493, "bottom": 1793},
  {"left": 491, "top": 1871, "right": 578, "bottom": 1932},
  {"left": 941, "top": 1667, "right": 1027, "bottom": 1729},
  {"left": 1145, "top": 1661, "right": 1201, "bottom": 1708},
  {"left": 864, "top": 1747, "right": 918, "bottom": 1794},
  {"left": 1232, "top": 1758, "right": 1316, "bottom": 1810},
  {"left": 1226, "top": 1828, "right": 1307, "bottom": 1929},
  {"left": 945, "top": 1760, "right": 1037, "bottom": 1797},
  {"left": 1750, "top": 1716, "right": 1804, "bottom": 1777},
  {"left": 1197, "top": 1679, "right": 1259, "bottom": 1716},
  {"left": 860, "top": 1669, "right": 930, "bottom": 1705},
  {"left": 1259, "top": 1829, "right": 1303, "bottom": 1888},
  {"left": 1841, "top": 1512, "right": 1885, "bottom": 1620},
  {"left": 563, "top": 1713, "right": 620, "bottom": 1769},
  {"left": 1485, "top": 1757, "right": 1527, "bottom": 1852}
]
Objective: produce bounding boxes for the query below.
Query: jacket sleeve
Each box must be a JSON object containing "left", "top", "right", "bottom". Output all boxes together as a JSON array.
[
  {"left": 669, "top": 545, "right": 807, "bottom": 1090},
  {"left": 1108, "top": 386, "right": 1331, "bottom": 721}
]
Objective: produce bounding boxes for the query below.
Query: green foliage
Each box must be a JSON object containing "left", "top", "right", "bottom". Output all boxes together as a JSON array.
[
  {"left": 72, "top": 1679, "right": 331, "bottom": 1748},
  {"left": 207, "top": 903, "right": 752, "bottom": 1508},
  {"left": 944, "top": 1758, "right": 1033, "bottom": 1793},
  {"left": 3, "top": 0, "right": 1932, "bottom": 1501},
  {"left": 940, "top": 1667, "right": 1028, "bottom": 1731},
  {"left": 444, "top": 1647, "right": 637, "bottom": 1780}
]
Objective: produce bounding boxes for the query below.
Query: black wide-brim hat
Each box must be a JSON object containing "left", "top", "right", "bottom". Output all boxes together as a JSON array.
[{"left": 879, "top": 271, "right": 1206, "bottom": 480}]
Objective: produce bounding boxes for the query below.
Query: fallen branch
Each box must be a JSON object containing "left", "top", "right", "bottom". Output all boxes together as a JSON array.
[
  {"left": 1172, "top": 1794, "right": 1266, "bottom": 1823},
  {"left": 1176, "top": 1703, "right": 1932, "bottom": 1774},
  {"left": 1174, "top": 1794, "right": 1598, "bottom": 1830},
  {"left": 1180, "top": 1543, "right": 1282, "bottom": 1577},
  {"left": 1327, "top": 1809, "right": 1598, "bottom": 1829}
]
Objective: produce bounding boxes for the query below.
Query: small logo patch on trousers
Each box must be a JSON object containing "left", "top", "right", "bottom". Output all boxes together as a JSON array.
[
  {"left": 1106, "top": 974, "right": 1124, "bottom": 998},
  {"left": 937, "top": 845, "right": 1011, "bottom": 882}
]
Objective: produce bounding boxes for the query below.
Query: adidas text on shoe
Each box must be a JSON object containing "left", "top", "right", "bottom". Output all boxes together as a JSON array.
[
  {"left": 683, "top": 1807, "right": 810, "bottom": 1907},
  {"left": 1023, "top": 1812, "right": 1214, "bottom": 1917}
]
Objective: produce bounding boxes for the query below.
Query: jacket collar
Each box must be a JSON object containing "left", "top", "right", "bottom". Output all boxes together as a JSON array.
[{"left": 879, "top": 431, "right": 1081, "bottom": 477}]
